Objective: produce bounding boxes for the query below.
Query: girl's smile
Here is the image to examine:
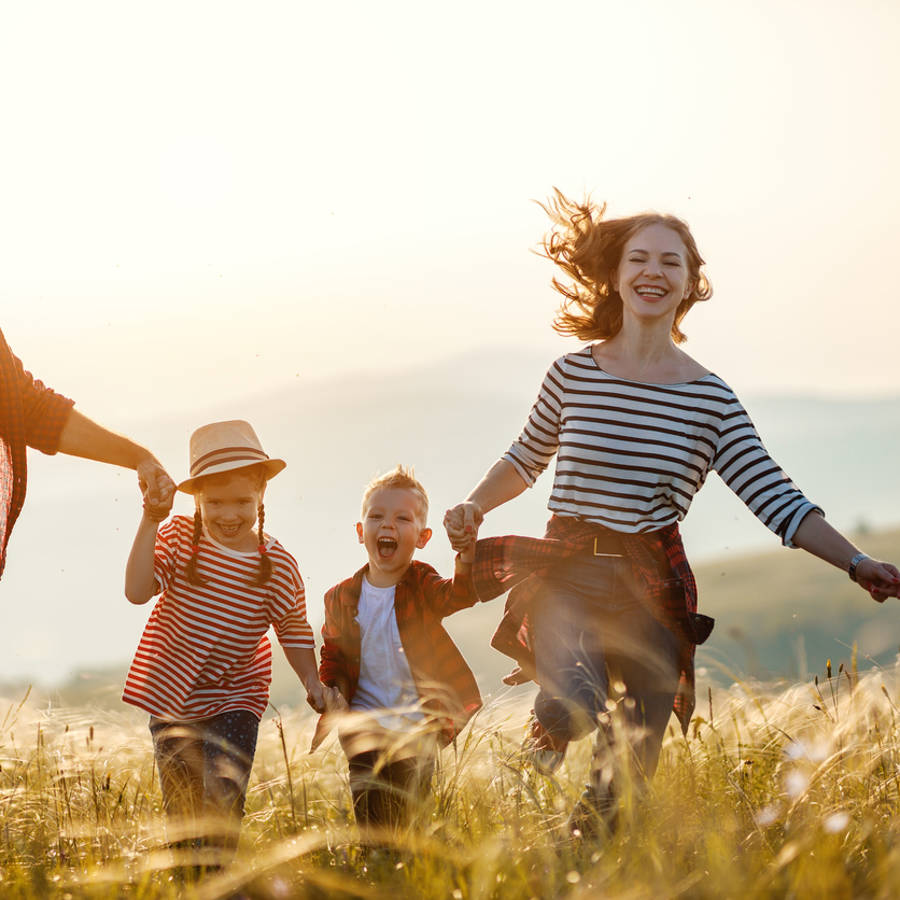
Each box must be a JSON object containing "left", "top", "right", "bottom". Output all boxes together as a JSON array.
[{"left": 196, "top": 471, "right": 266, "bottom": 552}]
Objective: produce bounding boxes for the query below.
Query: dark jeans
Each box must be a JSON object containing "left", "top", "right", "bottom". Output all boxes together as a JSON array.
[
  {"left": 531, "top": 552, "right": 681, "bottom": 801},
  {"left": 347, "top": 748, "right": 435, "bottom": 831},
  {"left": 150, "top": 709, "right": 259, "bottom": 860}
]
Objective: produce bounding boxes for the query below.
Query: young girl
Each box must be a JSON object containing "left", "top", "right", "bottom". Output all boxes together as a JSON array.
[{"left": 123, "top": 419, "right": 328, "bottom": 864}]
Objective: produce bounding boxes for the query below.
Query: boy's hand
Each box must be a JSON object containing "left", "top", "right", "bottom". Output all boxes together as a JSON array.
[
  {"left": 444, "top": 502, "right": 482, "bottom": 552},
  {"left": 324, "top": 684, "right": 349, "bottom": 711},
  {"left": 457, "top": 536, "right": 476, "bottom": 565},
  {"left": 309, "top": 685, "right": 349, "bottom": 753}
]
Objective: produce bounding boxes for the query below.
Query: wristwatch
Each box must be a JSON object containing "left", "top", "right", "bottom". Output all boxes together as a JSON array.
[{"left": 848, "top": 552, "right": 869, "bottom": 583}]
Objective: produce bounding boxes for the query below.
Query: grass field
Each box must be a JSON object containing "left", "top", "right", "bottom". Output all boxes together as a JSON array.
[{"left": 4, "top": 654, "right": 900, "bottom": 899}]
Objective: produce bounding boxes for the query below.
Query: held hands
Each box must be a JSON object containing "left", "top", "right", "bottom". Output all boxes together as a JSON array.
[
  {"left": 305, "top": 681, "right": 348, "bottom": 715},
  {"left": 309, "top": 684, "right": 350, "bottom": 753},
  {"left": 443, "top": 501, "right": 484, "bottom": 556},
  {"left": 856, "top": 558, "right": 900, "bottom": 602},
  {"left": 305, "top": 679, "right": 328, "bottom": 714},
  {"left": 138, "top": 456, "right": 176, "bottom": 522}
]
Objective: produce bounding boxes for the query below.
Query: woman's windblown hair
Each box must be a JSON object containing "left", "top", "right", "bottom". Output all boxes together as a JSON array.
[{"left": 540, "top": 189, "right": 713, "bottom": 344}]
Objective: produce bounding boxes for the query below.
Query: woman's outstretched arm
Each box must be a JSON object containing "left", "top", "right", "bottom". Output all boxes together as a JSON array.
[
  {"left": 444, "top": 459, "right": 529, "bottom": 551},
  {"left": 791, "top": 511, "right": 900, "bottom": 601}
]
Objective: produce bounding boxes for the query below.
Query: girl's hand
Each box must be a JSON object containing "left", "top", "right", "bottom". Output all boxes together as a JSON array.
[
  {"left": 137, "top": 456, "right": 176, "bottom": 508},
  {"left": 306, "top": 680, "right": 327, "bottom": 714},
  {"left": 141, "top": 480, "right": 174, "bottom": 523},
  {"left": 856, "top": 558, "right": 900, "bottom": 602},
  {"left": 444, "top": 501, "right": 483, "bottom": 552}
]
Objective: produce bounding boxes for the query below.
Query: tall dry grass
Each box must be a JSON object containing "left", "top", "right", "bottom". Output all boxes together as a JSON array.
[{"left": 4, "top": 661, "right": 900, "bottom": 899}]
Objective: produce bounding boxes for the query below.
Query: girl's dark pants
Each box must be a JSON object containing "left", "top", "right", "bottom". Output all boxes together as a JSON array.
[
  {"left": 149, "top": 709, "right": 259, "bottom": 862},
  {"left": 531, "top": 549, "right": 681, "bottom": 827}
]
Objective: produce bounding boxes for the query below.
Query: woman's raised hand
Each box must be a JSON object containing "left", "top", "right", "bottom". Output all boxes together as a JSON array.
[
  {"left": 443, "top": 501, "right": 484, "bottom": 553},
  {"left": 856, "top": 558, "right": 900, "bottom": 602}
]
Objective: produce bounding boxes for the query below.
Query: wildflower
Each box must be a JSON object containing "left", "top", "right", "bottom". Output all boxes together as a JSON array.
[
  {"left": 784, "top": 769, "right": 810, "bottom": 798},
  {"left": 824, "top": 811, "right": 850, "bottom": 833},
  {"left": 755, "top": 804, "right": 780, "bottom": 826}
]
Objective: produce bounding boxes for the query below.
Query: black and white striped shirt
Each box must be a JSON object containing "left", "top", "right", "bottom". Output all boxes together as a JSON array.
[{"left": 504, "top": 347, "right": 819, "bottom": 546}]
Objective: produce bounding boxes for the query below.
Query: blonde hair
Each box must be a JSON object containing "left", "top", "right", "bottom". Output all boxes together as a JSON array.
[
  {"left": 540, "top": 189, "right": 713, "bottom": 344},
  {"left": 361, "top": 465, "right": 429, "bottom": 522}
]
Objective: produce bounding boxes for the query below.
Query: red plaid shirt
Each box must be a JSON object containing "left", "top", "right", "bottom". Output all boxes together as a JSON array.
[
  {"left": 319, "top": 560, "right": 486, "bottom": 743},
  {"left": 468, "top": 515, "right": 713, "bottom": 734},
  {"left": 0, "top": 329, "right": 74, "bottom": 576}
]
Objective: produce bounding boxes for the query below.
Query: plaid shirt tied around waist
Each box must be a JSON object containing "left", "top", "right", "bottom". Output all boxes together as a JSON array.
[{"left": 469, "top": 515, "right": 714, "bottom": 734}]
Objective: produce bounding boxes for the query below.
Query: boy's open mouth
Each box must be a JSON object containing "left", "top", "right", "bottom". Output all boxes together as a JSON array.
[{"left": 377, "top": 537, "right": 398, "bottom": 559}]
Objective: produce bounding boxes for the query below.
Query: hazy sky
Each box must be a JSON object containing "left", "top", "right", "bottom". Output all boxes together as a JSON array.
[
  {"left": 2, "top": 0, "right": 899, "bottom": 425},
  {"left": 1, "top": 2, "right": 899, "bottom": 684}
]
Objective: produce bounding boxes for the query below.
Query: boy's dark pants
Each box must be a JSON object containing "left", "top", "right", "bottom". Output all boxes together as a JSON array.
[
  {"left": 347, "top": 748, "right": 435, "bottom": 830},
  {"left": 149, "top": 710, "right": 259, "bottom": 862}
]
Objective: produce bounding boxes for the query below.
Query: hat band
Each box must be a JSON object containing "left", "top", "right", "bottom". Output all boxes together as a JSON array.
[{"left": 190, "top": 446, "right": 270, "bottom": 477}]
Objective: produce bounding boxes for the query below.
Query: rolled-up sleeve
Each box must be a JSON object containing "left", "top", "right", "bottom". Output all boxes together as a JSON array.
[
  {"left": 713, "top": 399, "right": 822, "bottom": 548},
  {"left": 502, "top": 360, "right": 564, "bottom": 486},
  {"left": 14, "top": 355, "right": 74, "bottom": 455}
]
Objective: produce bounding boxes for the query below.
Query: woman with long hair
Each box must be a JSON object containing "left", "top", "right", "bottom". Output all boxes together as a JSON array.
[{"left": 444, "top": 190, "right": 900, "bottom": 836}]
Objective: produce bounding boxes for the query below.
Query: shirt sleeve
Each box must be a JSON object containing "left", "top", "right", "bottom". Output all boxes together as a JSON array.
[
  {"left": 153, "top": 518, "right": 182, "bottom": 594},
  {"left": 269, "top": 554, "right": 316, "bottom": 650},
  {"left": 13, "top": 354, "right": 75, "bottom": 455},
  {"left": 502, "top": 357, "right": 565, "bottom": 486},
  {"left": 417, "top": 563, "right": 480, "bottom": 618},
  {"left": 319, "top": 585, "right": 351, "bottom": 693},
  {"left": 712, "top": 394, "right": 822, "bottom": 548}
]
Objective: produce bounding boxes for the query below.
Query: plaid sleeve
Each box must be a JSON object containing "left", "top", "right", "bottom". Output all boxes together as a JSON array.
[
  {"left": 417, "top": 563, "right": 480, "bottom": 618},
  {"left": 270, "top": 555, "right": 315, "bottom": 650},
  {"left": 13, "top": 354, "right": 75, "bottom": 454},
  {"left": 319, "top": 585, "right": 353, "bottom": 697}
]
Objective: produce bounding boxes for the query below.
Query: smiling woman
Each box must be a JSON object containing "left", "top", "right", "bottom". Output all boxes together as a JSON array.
[{"left": 443, "top": 188, "right": 900, "bottom": 842}]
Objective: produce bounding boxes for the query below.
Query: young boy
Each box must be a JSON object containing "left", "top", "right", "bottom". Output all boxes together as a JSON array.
[{"left": 319, "top": 466, "right": 480, "bottom": 831}]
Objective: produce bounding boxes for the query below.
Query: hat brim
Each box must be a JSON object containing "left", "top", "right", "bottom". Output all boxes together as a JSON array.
[{"left": 177, "top": 458, "right": 287, "bottom": 495}]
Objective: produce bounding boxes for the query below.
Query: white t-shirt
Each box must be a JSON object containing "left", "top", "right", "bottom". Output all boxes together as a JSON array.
[{"left": 350, "top": 576, "right": 423, "bottom": 731}]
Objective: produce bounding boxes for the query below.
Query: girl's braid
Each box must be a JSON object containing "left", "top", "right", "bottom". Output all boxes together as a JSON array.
[
  {"left": 255, "top": 501, "right": 272, "bottom": 585},
  {"left": 185, "top": 508, "right": 205, "bottom": 585}
]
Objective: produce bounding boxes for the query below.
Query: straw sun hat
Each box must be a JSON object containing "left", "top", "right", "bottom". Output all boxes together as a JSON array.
[{"left": 176, "top": 420, "right": 286, "bottom": 495}]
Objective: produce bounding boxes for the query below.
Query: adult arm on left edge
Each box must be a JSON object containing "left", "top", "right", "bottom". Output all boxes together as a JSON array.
[{"left": 57, "top": 409, "right": 175, "bottom": 505}]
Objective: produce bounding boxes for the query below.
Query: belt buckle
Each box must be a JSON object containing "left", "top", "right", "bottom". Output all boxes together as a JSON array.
[{"left": 592, "top": 536, "right": 623, "bottom": 558}]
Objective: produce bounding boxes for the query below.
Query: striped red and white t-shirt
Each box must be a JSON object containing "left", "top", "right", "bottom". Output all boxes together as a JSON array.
[{"left": 123, "top": 515, "right": 315, "bottom": 721}]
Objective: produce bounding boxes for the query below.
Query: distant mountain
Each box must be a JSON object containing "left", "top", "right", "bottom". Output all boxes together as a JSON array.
[
  {"left": 2, "top": 346, "right": 899, "bottom": 688},
  {"left": 8, "top": 524, "right": 899, "bottom": 716}
]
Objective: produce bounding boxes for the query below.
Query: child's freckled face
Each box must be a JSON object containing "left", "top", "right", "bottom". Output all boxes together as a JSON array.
[
  {"left": 357, "top": 487, "right": 431, "bottom": 587},
  {"left": 197, "top": 471, "right": 265, "bottom": 552}
]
